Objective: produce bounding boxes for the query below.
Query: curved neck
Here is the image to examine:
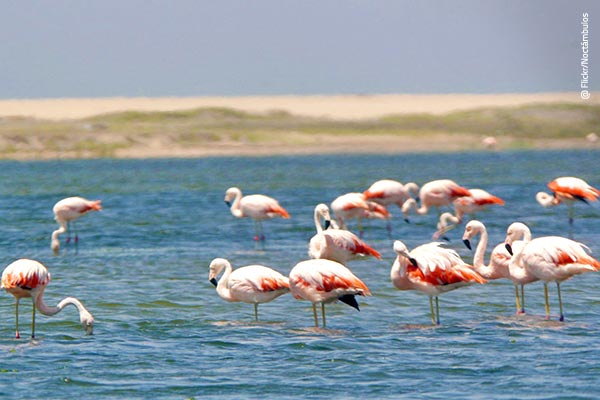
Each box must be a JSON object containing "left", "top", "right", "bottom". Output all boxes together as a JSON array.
[
  {"left": 472, "top": 227, "right": 488, "bottom": 271},
  {"left": 34, "top": 289, "right": 89, "bottom": 318},
  {"left": 404, "top": 182, "right": 419, "bottom": 199},
  {"left": 216, "top": 264, "right": 234, "bottom": 301},
  {"left": 401, "top": 198, "right": 427, "bottom": 217},
  {"left": 314, "top": 210, "right": 323, "bottom": 234},
  {"left": 228, "top": 190, "right": 244, "bottom": 217}
]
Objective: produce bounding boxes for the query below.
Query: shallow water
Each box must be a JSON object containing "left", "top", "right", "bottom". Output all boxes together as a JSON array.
[{"left": 0, "top": 150, "right": 599, "bottom": 399}]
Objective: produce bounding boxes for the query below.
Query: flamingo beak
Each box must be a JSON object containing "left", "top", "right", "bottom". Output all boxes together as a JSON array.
[
  {"left": 209, "top": 278, "right": 218, "bottom": 287},
  {"left": 505, "top": 243, "right": 514, "bottom": 255},
  {"left": 409, "top": 257, "right": 418, "bottom": 267},
  {"left": 224, "top": 200, "right": 231, "bottom": 207},
  {"left": 463, "top": 239, "right": 472, "bottom": 250},
  {"left": 324, "top": 220, "right": 332, "bottom": 230}
]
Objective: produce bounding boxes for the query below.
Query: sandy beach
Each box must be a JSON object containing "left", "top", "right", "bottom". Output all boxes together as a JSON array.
[{"left": 0, "top": 92, "right": 596, "bottom": 121}]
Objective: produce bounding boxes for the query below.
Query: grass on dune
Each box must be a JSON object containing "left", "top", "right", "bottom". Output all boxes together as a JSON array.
[{"left": 0, "top": 103, "right": 597, "bottom": 158}]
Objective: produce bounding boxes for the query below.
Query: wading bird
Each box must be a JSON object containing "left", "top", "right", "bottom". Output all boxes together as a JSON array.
[
  {"left": 309, "top": 203, "right": 381, "bottom": 263},
  {"left": 208, "top": 258, "right": 290, "bottom": 321},
  {"left": 462, "top": 220, "right": 538, "bottom": 314},
  {"left": 1, "top": 259, "right": 94, "bottom": 338},
  {"left": 363, "top": 179, "right": 419, "bottom": 233},
  {"left": 224, "top": 187, "right": 290, "bottom": 242},
  {"left": 330, "top": 192, "right": 390, "bottom": 236},
  {"left": 536, "top": 177, "right": 600, "bottom": 235},
  {"left": 401, "top": 179, "right": 471, "bottom": 222},
  {"left": 289, "top": 258, "right": 371, "bottom": 328},
  {"left": 51, "top": 196, "right": 102, "bottom": 255},
  {"left": 391, "top": 240, "right": 486, "bottom": 325},
  {"left": 505, "top": 223, "right": 600, "bottom": 321}
]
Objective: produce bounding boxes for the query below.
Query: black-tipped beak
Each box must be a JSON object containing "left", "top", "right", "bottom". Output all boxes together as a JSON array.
[
  {"left": 463, "top": 239, "right": 472, "bottom": 250},
  {"left": 210, "top": 278, "right": 218, "bottom": 287},
  {"left": 225, "top": 200, "right": 231, "bottom": 207},
  {"left": 324, "top": 219, "right": 332, "bottom": 230},
  {"left": 409, "top": 257, "right": 418, "bottom": 267},
  {"left": 404, "top": 218, "right": 411, "bottom": 224},
  {"left": 505, "top": 243, "right": 513, "bottom": 256}
]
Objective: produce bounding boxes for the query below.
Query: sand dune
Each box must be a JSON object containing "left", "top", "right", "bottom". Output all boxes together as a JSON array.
[{"left": 0, "top": 92, "right": 595, "bottom": 121}]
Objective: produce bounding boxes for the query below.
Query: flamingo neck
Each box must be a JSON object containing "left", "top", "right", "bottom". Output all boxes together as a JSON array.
[
  {"left": 228, "top": 190, "right": 244, "bottom": 218},
  {"left": 34, "top": 289, "right": 86, "bottom": 317},
  {"left": 404, "top": 182, "right": 419, "bottom": 199},
  {"left": 401, "top": 198, "right": 428, "bottom": 217},
  {"left": 216, "top": 264, "right": 235, "bottom": 301},
  {"left": 472, "top": 227, "right": 488, "bottom": 271},
  {"left": 314, "top": 210, "right": 325, "bottom": 234}
]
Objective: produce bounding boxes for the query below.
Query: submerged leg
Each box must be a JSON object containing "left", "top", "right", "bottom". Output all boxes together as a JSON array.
[
  {"left": 254, "top": 303, "right": 259, "bottom": 322},
  {"left": 429, "top": 296, "right": 435, "bottom": 325},
  {"left": 568, "top": 204, "right": 574, "bottom": 239},
  {"left": 557, "top": 282, "right": 564, "bottom": 322},
  {"left": 312, "top": 304, "right": 319, "bottom": 327},
  {"left": 15, "top": 299, "right": 20, "bottom": 339},
  {"left": 321, "top": 302, "right": 326, "bottom": 328},
  {"left": 31, "top": 301, "right": 36, "bottom": 338},
  {"left": 514, "top": 285, "right": 523, "bottom": 315},
  {"left": 435, "top": 297, "right": 440, "bottom": 325},
  {"left": 544, "top": 283, "right": 551, "bottom": 320},
  {"left": 520, "top": 285, "right": 526, "bottom": 314}
]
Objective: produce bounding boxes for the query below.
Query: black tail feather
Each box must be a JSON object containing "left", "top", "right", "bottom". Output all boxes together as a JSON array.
[{"left": 338, "top": 294, "right": 360, "bottom": 311}]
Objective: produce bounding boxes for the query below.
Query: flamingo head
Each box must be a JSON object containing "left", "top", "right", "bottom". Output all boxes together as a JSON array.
[
  {"left": 504, "top": 222, "right": 530, "bottom": 255},
  {"left": 224, "top": 187, "right": 241, "bottom": 206},
  {"left": 393, "top": 241, "right": 418, "bottom": 267},
  {"left": 80, "top": 310, "right": 94, "bottom": 335},
  {"left": 208, "top": 258, "right": 230, "bottom": 287}
]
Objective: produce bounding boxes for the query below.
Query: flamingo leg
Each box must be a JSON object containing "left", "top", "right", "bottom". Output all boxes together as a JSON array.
[
  {"left": 557, "top": 282, "right": 565, "bottom": 322},
  {"left": 15, "top": 299, "right": 20, "bottom": 339},
  {"left": 520, "top": 284, "right": 526, "bottom": 314},
  {"left": 66, "top": 222, "right": 72, "bottom": 244},
  {"left": 567, "top": 204, "right": 574, "bottom": 239},
  {"left": 514, "top": 285, "right": 522, "bottom": 315},
  {"left": 321, "top": 302, "right": 326, "bottom": 328},
  {"left": 312, "top": 304, "right": 319, "bottom": 327},
  {"left": 429, "top": 296, "right": 435, "bottom": 325},
  {"left": 254, "top": 303, "right": 259, "bottom": 322},
  {"left": 435, "top": 297, "right": 440, "bottom": 325},
  {"left": 544, "top": 283, "right": 551, "bottom": 320},
  {"left": 31, "top": 300, "right": 36, "bottom": 339}
]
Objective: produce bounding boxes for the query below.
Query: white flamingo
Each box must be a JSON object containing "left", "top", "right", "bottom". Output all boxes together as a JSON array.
[
  {"left": 208, "top": 258, "right": 290, "bottom": 321},
  {"left": 51, "top": 196, "right": 102, "bottom": 255},
  {"left": 1, "top": 259, "right": 94, "bottom": 338}
]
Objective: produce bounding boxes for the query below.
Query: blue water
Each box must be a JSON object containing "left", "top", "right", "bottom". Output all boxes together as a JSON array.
[{"left": 0, "top": 150, "right": 599, "bottom": 399}]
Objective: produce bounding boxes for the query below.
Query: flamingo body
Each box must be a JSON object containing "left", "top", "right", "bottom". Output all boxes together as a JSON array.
[
  {"left": 309, "top": 204, "right": 380, "bottom": 263},
  {"left": 363, "top": 179, "right": 419, "bottom": 208},
  {"left": 331, "top": 192, "right": 390, "bottom": 234},
  {"left": 224, "top": 187, "right": 290, "bottom": 241},
  {"left": 452, "top": 188, "right": 504, "bottom": 220},
  {"left": 51, "top": 196, "right": 102, "bottom": 254},
  {"left": 402, "top": 179, "right": 470, "bottom": 219},
  {"left": 289, "top": 258, "right": 370, "bottom": 327},
  {"left": 391, "top": 240, "right": 486, "bottom": 324},
  {"left": 209, "top": 258, "right": 289, "bottom": 321},
  {"left": 1, "top": 259, "right": 94, "bottom": 338}
]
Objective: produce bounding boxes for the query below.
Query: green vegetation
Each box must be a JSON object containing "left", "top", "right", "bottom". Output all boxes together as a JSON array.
[{"left": 0, "top": 103, "right": 597, "bottom": 159}]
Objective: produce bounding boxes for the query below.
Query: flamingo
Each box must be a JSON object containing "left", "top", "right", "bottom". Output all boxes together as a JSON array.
[
  {"left": 224, "top": 187, "right": 290, "bottom": 242},
  {"left": 1, "top": 259, "right": 94, "bottom": 338},
  {"left": 289, "top": 258, "right": 371, "bottom": 328},
  {"left": 208, "top": 258, "right": 290, "bottom": 321},
  {"left": 51, "top": 196, "right": 102, "bottom": 255},
  {"left": 536, "top": 177, "right": 600, "bottom": 234},
  {"left": 391, "top": 240, "right": 486, "bottom": 325},
  {"left": 401, "top": 179, "right": 471, "bottom": 222},
  {"left": 462, "top": 220, "right": 538, "bottom": 314},
  {"left": 363, "top": 179, "right": 419, "bottom": 233},
  {"left": 505, "top": 223, "right": 600, "bottom": 321},
  {"left": 309, "top": 204, "right": 381, "bottom": 263},
  {"left": 330, "top": 192, "right": 390, "bottom": 236}
]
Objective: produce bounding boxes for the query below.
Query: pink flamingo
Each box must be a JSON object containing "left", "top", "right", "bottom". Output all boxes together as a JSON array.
[
  {"left": 536, "top": 177, "right": 600, "bottom": 232},
  {"left": 391, "top": 240, "right": 486, "bottom": 325},
  {"left": 309, "top": 204, "right": 381, "bottom": 263},
  {"left": 363, "top": 179, "right": 419, "bottom": 233},
  {"left": 51, "top": 196, "right": 102, "bottom": 255},
  {"left": 224, "top": 187, "right": 290, "bottom": 241},
  {"left": 1, "top": 259, "right": 94, "bottom": 338},
  {"left": 208, "top": 258, "right": 290, "bottom": 321},
  {"left": 462, "top": 220, "right": 538, "bottom": 314},
  {"left": 505, "top": 223, "right": 600, "bottom": 321},
  {"left": 289, "top": 258, "right": 371, "bottom": 328},
  {"left": 401, "top": 179, "right": 471, "bottom": 222},
  {"left": 330, "top": 192, "right": 390, "bottom": 236}
]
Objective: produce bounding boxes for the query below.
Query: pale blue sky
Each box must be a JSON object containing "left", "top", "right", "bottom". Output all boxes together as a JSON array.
[{"left": 1, "top": 0, "right": 597, "bottom": 98}]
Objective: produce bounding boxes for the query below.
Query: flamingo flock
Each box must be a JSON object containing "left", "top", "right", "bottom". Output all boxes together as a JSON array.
[{"left": 1, "top": 175, "right": 599, "bottom": 337}]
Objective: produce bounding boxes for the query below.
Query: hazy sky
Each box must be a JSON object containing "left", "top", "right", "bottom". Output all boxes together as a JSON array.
[{"left": 1, "top": 0, "right": 597, "bottom": 98}]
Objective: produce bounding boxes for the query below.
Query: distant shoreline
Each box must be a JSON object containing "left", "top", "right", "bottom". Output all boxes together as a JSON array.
[
  {"left": 0, "top": 92, "right": 596, "bottom": 121},
  {"left": 0, "top": 93, "right": 598, "bottom": 160}
]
